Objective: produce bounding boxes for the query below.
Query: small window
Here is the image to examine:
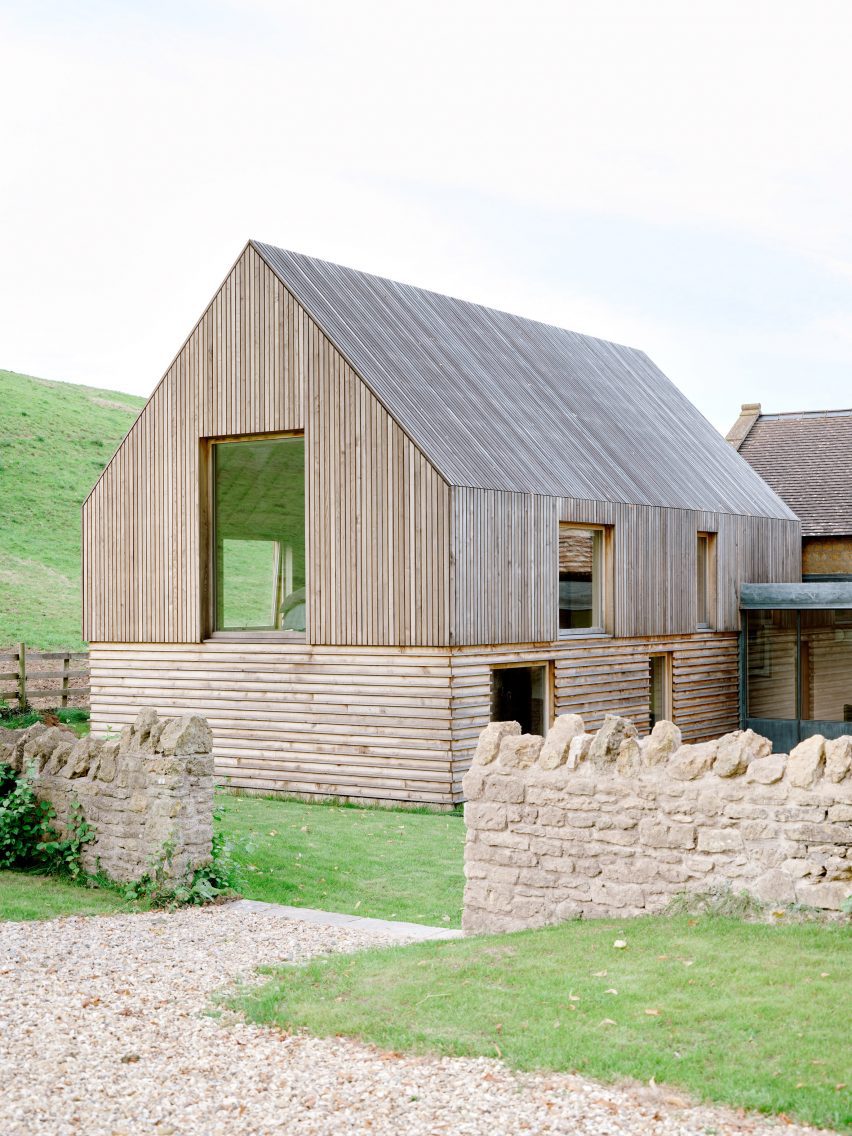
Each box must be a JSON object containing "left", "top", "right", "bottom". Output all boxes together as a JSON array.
[
  {"left": 559, "top": 525, "right": 606, "bottom": 633},
  {"left": 491, "top": 664, "right": 549, "bottom": 735},
  {"left": 212, "top": 435, "right": 306, "bottom": 633},
  {"left": 697, "top": 532, "right": 716, "bottom": 628},
  {"left": 649, "top": 653, "right": 673, "bottom": 728}
]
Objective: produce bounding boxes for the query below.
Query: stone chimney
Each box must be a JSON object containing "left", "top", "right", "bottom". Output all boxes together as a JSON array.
[{"left": 725, "top": 402, "right": 761, "bottom": 450}]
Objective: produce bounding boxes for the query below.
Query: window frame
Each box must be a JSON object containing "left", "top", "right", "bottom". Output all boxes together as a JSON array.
[
  {"left": 696, "top": 531, "right": 717, "bottom": 630},
  {"left": 202, "top": 430, "right": 307, "bottom": 642},
  {"left": 557, "top": 522, "right": 613, "bottom": 639}
]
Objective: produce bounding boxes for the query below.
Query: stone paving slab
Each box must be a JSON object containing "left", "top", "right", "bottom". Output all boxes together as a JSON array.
[{"left": 230, "top": 898, "right": 464, "bottom": 940}]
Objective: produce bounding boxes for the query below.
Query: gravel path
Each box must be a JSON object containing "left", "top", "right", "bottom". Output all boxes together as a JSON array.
[{"left": 0, "top": 906, "right": 836, "bottom": 1136}]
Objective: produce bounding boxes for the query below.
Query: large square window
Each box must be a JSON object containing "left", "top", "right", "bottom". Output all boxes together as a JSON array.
[
  {"left": 212, "top": 435, "right": 306, "bottom": 633},
  {"left": 558, "top": 525, "right": 605, "bottom": 632}
]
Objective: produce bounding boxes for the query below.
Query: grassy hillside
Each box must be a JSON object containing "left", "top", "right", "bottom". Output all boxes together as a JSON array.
[{"left": 0, "top": 369, "right": 145, "bottom": 650}]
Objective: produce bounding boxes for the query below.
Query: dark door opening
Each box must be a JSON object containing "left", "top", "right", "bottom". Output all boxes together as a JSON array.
[{"left": 491, "top": 665, "right": 548, "bottom": 735}]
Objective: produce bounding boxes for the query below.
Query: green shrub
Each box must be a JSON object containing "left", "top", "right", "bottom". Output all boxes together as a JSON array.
[{"left": 0, "top": 763, "right": 94, "bottom": 878}]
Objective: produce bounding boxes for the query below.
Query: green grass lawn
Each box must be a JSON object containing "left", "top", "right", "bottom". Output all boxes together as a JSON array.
[
  {"left": 216, "top": 793, "right": 465, "bottom": 927},
  {"left": 235, "top": 915, "right": 852, "bottom": 1133},
  {"left": 0, "top": 368, "right": 144, "bottom": 650},
  {"left": 0, "top": 870, "right": 135, "bottom": 920},
  {"left": 0, "top": 707, "right": 90, "bottom": 736}
]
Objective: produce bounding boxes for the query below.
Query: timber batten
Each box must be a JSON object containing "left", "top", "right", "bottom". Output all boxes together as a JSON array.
[{"left": 84, "top": 241, "right": 802, "bottom": 804}]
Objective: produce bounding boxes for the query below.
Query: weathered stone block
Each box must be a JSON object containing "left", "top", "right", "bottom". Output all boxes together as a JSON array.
[
  {"left": 790, "top": 822, "right": 851, "bottom": 845},
  {"left": 780, "top": 857, "right": 821, "bottom": 879},
  {"left": 539, "top": 714, "right": 584, "bottom": 770},
  {"left": 158, "top": 715, "right": 213, "bottom": 757},
  {"left": 823, "top": 856, "right": 852, "bottom": 881},
  {"left": 499, "top": 733, "right": 544, "bottom": 770},
  {"left": 714, "top": 728, "right": 771, "bottom": 778},
  {"left": 588, "top": 715, "right": 637, "bottom": 768},
  {"left": 642, "top": 719, "right": 682, "bottom": 767},
  {"left": 485, "top": 774, "right": 526, "bottom": 804},
  {"left": 749, "top": 868, "right": 796, "bottom": 905},
  {"left": 745, "top": 754, "right": 787, "bottom": 785},
  {"left": 567, "top": 732, "right": 593, "bottom": 769},
  {"left": 590, "top": 879, "right": 645, "bottom": 908},
  {"left": 464, "top": 800, "right": 507, "bottom": 830},
  {"left": 638, "top": 818, "right": 696, "bottom": 849},
  {"left": 572, "top": 857, "right": 602, "bottom": 877},
  {"left": 669, "top": 741, "right": 718, "bottom": 781},
  {"left": 788, "top": 736, "right": 826, "bottom": 788},
  {"left": 697, "top": 828, "right": 743, "bottom": 853},
  {"left": 595, "top": 827, "right": 639, "bottom": 846},
  {"left": 825, "top": 736, "right": 852, "bottom": 783},
  {"left": 795, "top": 879, "right": 852, "bottom": 911},
  {"left": 616, "top": 736, "right": 642, "bottom": 774},
  {"left": 473, "top": 720, "right": 520, "bottom": 766},
  {"left": 462, "top": 766, "right": 487, "bottom": 801}
]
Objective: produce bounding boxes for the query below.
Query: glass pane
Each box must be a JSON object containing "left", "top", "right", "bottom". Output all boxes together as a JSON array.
[
  {"left": 214, "top": 436, "right": 306, "bottom": 631},
  {"left": 559, "top": 528, "right": 599, "bottom": 630},
  {"left": 746, "top": 609, "right": 796, "bottom": 720},
  {"left": 800, "top": 609, "right": 852, "bottom": 722}
]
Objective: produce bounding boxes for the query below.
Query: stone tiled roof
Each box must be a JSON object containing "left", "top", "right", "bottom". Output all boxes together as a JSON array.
[{"left": 736, "top": 410, "right": 852, "bottom": 536}]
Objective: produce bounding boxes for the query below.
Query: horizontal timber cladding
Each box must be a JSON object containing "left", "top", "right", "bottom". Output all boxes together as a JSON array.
[
  {"left": 83, "top": 244, "right": 450, "bottom": 646},
  {"left": 89, "top": 643, "right": 456, "bottom": 805},
  {"left": 448, "top": 491, "right": 801, "bottom": 646},
  {"left": 91, "top": 633, "right": 738, "bottom": 806},
  {"left": 448, "top": 633, "right": 741, "bottom": 777}
]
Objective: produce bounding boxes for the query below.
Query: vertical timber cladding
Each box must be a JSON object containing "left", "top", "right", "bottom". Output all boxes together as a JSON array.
[
  {"left": 447, "top": 489, "right": 801, "bottom": 780},
  {"left": 448, "top": 492, "right": 801, "bottom": 647},
  {"left": 82, "top": 243, "right": 451, "bottom": 646}
]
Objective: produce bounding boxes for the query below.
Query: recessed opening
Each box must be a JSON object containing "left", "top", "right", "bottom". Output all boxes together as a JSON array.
[
  {"left": 649, "top": 653, "right": 673, "bottom": 728},
  {"left": 697, "top": 531, "right": 716, "bottom": 628},
  {"left": 491, "top": 665, "right": 549, "bottom": 735}
]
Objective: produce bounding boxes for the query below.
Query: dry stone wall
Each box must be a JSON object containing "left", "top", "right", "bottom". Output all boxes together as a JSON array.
[
  {"left": 0, "top": 709, "right": 214, "bottom": 882},
  {"left": 463, "top": 715, "right": 852, "bottom": 933}
]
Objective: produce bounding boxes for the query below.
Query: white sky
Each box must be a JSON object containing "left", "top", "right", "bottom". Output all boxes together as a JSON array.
[{"left": 1, "top": 0, "right": 851, "bottom": 431}]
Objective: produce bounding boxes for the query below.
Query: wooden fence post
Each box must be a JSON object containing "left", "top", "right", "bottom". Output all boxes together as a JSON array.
[
  {"left": 17, "top": 642, "right": 28, "bottom": 712},
  {"left": 61, "top": 652, "right": 70, "bottom": 708}
]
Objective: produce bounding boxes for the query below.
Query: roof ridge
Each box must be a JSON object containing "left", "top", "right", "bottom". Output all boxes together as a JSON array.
[
  {"left": 250, "top": 240, "right": 649, "bottom": 358},
  {"left": 759, "top": 408, "right": 852, "bottom": 420}
]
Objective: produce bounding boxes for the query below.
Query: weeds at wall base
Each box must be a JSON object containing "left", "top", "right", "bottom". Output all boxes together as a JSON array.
[{"left": 0, "top": 760, "right": 241, "bottom": 911}]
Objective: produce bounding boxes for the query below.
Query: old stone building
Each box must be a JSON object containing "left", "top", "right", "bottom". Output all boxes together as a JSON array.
[{"left": 727, "top": 403, "right": 852, "bottom": 579}]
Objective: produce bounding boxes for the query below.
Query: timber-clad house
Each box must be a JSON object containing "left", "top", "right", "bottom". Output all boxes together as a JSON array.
[{"left": 83, "top": 242, "right": 800, "bottom": 805}]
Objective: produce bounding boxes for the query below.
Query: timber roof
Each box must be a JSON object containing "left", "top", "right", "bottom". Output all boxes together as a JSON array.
[
  {"left": 734, "top": 409, "right": 852, "bottom": 536},
  {"left": 253, "top": 241, "right": 795, "bottom": 519}
]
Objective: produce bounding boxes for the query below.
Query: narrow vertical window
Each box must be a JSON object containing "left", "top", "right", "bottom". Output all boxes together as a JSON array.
[
  {"left": 212, "top": 435, "right": 306, "bottom": 633},
  {"left": 696, "top": 532, "right": 716, "bottom": 628},
  {"left": 649, "top": 653, "right": 673, "bottom": 728},
  {"left": 559, "top": 525, "right": 606, "bottom": 633}
]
